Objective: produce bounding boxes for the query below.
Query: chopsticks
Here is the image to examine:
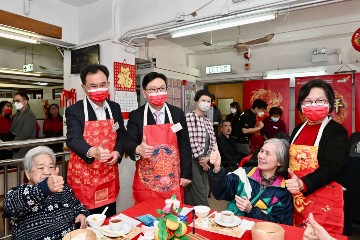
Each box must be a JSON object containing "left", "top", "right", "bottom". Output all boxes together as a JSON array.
[
  {"left": 196, "top": 211, "right": 217, "bottom": 226},
  {"left": 89, "top": 225, "right": 131, "bottom": 239},
  {"left": 192, "top": 209, "right": 195, "bottom": 234}
]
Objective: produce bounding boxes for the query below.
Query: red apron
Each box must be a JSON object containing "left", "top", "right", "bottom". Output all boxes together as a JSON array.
[
  {"left": 67, "top": 98, "right": 119, "bottom": 209},
  {"left": 289, "top": 117, "right": 344, "bottom": 234},
  {"left": 133, "top": 103, "right": 182, "bottom": 204}
]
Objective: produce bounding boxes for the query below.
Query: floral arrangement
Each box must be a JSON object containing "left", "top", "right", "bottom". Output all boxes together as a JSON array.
[{"left": 154, "top": 195, "right": 189, "bottom": 240}]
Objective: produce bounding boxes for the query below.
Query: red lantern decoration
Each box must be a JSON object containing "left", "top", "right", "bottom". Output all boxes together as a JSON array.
[
  {"left": 351, "top": 28, "right": 360, "bottom": 52},
  {"left": 244, "top": 51, "right": 250, "bottom": 60}
]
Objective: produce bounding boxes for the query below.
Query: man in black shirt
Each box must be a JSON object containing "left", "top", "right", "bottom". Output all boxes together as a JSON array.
[
  {"left": 217, "top": 120, "right": 243, "bottom": 172},
  {"left": 237, "top": 99, "right": 268, "bottom": 156}
]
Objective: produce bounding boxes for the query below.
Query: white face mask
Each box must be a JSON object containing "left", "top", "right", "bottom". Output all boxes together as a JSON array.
[
  {"left": 271, "top": 117, "right": 280, "bottom": 122},
  {"left": 257, "top": 111, "right": 265, "bottom": 117},
  {"left": 230, "top": 108, "right": 236, "bottom": 114},
  {"left": 198, "top": 102, "right": 211, "bottom": 112},
  {"left": 14, "top": 102, "right": 24, "bottom": 110}
]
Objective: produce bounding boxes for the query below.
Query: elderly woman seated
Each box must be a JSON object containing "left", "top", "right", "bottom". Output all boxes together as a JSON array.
[
  {"left": 4, "top": 146, "right": 88, "bottom": 240},
  {"left": 208, "top": 138, "right": 293, "bottom": 225}
]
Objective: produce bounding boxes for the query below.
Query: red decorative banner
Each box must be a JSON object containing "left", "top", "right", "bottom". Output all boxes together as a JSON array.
[
  {"left": 355, "top": 73, "right": 360, "bottom": 132},
  {"left": 295, "top": 74, "right": 352, "bottom": 135},
  {"left": 114, "top": 62, "right": 136, "bottom": 91},
  {"left": 243, "top": 79, "right": 290, "bottom": 153}
]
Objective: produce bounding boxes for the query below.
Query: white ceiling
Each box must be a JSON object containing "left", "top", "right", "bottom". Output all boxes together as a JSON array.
[
  {"left": 0, "top": 0, "right": 356, "bottom": 73},
  {"left": 56, "top": 0, "right": 99, "bottom": 7}
]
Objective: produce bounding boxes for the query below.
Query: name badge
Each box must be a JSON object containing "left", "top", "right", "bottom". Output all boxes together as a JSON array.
[
  {"left": 171, "top": 123, "right": 183, "bottom": 133},
  {"left": 112, "top": 122, "right": 119, "bottom": 132},
  {"left": 273, "top": 126, "right": 278, "bottom": 129}
]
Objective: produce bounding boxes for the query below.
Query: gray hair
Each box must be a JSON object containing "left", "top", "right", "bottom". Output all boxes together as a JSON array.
[
  {"left": 263, "top": 138, "right": 289, "bottom": 176},
  {"left": 23, "top": 146, "right": 56, "bottom": 171}
]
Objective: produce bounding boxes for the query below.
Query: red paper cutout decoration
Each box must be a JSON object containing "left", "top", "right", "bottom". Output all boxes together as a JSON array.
[{"left": 114, "top": 62, "right": 136, "bottom": 91}]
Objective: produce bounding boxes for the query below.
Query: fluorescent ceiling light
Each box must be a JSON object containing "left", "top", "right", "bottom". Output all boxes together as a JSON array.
[
  {"left": 265, "top": 68, "right": 326, "bottom": 87},
  {"left": 170, "top": 13, "right": 276, "bottom": 38},
  {"left": 0, "top": 68, "right": 41, "bottom": 76},
  {"left": 34, "top": 82, "right": 48, "bottom": 86},
  {"left": 0, "top": 32, "right": 39, "bottom": 44}
]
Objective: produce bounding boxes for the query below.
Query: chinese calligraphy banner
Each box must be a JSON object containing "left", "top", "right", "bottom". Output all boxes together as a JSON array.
[
  {"left": 295, "top": 74, "right": 352, "bottom": 134},
  {"left": 243, "top": 79, "right": 290, "bottom": 152}
]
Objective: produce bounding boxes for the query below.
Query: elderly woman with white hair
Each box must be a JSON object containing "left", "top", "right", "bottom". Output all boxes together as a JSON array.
[
  {"left": 4, "top": 146, "right": 88, "bottom": 240},
  {"left": 208, "top": 138, "right": 293, "bottom": 225}
]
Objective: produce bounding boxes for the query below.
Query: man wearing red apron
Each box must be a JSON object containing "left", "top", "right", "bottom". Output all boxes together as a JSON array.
[
  {"left": 125, "top": 72, "right": 192, "bottom": 204},
  {"left": 66, "top": 64, "right": 127, "bottom": 217}
]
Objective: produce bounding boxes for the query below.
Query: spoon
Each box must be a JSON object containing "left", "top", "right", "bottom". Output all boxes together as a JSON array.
[{"left": 101, "top": 206, "right": 108, "bottom": 216}]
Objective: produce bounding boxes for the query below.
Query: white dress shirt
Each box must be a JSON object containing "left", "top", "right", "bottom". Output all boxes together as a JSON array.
[{"left": 87, "top": 97, "right": 110, "bottom": 120}]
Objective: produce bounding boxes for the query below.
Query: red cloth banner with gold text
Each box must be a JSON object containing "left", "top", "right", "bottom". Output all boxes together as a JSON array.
[
  {"left": 113, "top": 62, "right": 137, "bottom": 120},
  {"left": 243, "top": 79, "right": 290, "bottom": 153},
  {"left": 355, "top": 73, "right": 360, "bottom": 132},
  {"left": 295, "top": 74, "right": 352, "bottom": 135}
]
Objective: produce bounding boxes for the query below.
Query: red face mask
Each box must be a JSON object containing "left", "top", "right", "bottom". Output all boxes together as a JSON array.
[
  {"left": 302, "top": 105, "right": 329, "bottom": 122},
  {"left": 148, "top": 92, "right": 167, "bottom": 106},
  {"left": 87, "top": 88, "right": 108, "bottom": 102},
  {"left": 4, "top": 108, "right": 12, "bottom": 115}
]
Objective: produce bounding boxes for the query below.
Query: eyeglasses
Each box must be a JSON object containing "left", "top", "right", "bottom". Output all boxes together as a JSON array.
[
  {"left": 86, "top": 82, "right": 108, "bottom": 90},
  {"left": 145, "top": 86, "right": 167, "bottom": 93},
  {"left": 301, "top": 98, "right": 328, "bottom": 107}
]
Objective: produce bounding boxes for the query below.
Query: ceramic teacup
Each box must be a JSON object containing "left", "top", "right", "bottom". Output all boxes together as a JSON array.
[
  {"left": 220, "top": 210, "right": 234, "bottom": 223},
  {"left": 109, "top": 218, "right": 123, "bottom": 231}
]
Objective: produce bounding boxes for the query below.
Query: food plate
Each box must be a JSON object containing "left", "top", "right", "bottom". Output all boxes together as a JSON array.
[
  {"left": 214, "top": 214, "right": 242, "bottom": 227},
  {"left": 101, "top": 224, "right": 131, "bottom": 237}
]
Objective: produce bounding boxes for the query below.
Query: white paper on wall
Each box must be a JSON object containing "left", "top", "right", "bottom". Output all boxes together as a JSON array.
[{"left": 114, "top": 91, "right": 138, "bottom": 112}]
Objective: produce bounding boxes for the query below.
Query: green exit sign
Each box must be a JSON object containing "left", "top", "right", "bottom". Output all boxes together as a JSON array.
[
  {"left": 206, "top": 64, "right": 231, "bottom": 74},
  {"left": 23, "top": 64, "right": 34, "bottom": 72}
]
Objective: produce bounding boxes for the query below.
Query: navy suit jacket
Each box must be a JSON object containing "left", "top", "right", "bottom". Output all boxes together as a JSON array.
[
  {"left": 125, "top": 103, "right": 192, "bottom": 180},
  {"left": 65, "top": 98, "right": 127, "bottom": 164}
]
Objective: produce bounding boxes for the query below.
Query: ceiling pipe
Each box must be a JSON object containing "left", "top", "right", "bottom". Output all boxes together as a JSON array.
[{"left": 119, "top": 0, "right": 345, "bottom": 44}]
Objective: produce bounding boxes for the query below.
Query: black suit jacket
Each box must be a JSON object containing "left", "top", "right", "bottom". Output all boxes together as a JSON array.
[
  {"left": 65, "top": 98, "right": 127, "bottom": 164},
  {"left": 125, "top": 103, "right": 192, "bottom": 180}
]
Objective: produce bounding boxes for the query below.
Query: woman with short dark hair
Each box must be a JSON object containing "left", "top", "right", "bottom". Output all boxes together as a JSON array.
[
  {"left": 285, "top": 79, "right": 349, "bottom": 234},
  {"left": 261, "top": 106, "right": 287, "bottom": 140},
  {"left": 185, "top": 89, "right": 217, "bottom": 206}
]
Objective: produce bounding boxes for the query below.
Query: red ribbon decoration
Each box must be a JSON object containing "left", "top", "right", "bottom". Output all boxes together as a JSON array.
[{"left": 60, "top": 89, "right": 77, "bottom": 108}]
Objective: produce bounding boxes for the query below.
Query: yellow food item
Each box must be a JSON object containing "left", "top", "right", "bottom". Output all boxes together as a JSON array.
[
  {"left": 175, "top": 222, "right": 187, "bottom": 237},
  {"left": 154, "top": 229, "right": 160, "bottom": 240},
  {"left": 92, "top": 217, "right": 97, "bottom": 221},
  {"left": 166, "top": 219, "right": 179, "bottom": 231}
]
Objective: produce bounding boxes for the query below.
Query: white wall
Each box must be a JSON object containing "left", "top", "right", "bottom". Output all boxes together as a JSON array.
[
  {"left": 0, "top": 48, "right": 63, "bottom": 71},
  {"left": 0, "top": 0, "right": 78, "bottom": 44},
  {"left": 77, "top": 0, "right": 113, "bottom": 45}
]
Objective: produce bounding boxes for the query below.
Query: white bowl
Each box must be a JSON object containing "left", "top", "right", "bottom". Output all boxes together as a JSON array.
[
  {"left": 62, "top": 229, "right": 97, "bottom": 240},
  {"left": 193, "top": 205, "right": 210, "bottom": 218},
  {"left": 86, "top": 214, "right": 106, "bottom": 227}
]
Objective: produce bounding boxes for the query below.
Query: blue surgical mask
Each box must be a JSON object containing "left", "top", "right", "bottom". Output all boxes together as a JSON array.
[{"left": 271, "top": 117, "right": 280, "bottom": 122}]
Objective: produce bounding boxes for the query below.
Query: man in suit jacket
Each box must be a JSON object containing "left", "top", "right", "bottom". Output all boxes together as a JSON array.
[
  {"left": 125, "top": 72, "right": 192, "bottom": 203},
  {"left": 65, "top": 64, "right": 126, "bottom": 217}
]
